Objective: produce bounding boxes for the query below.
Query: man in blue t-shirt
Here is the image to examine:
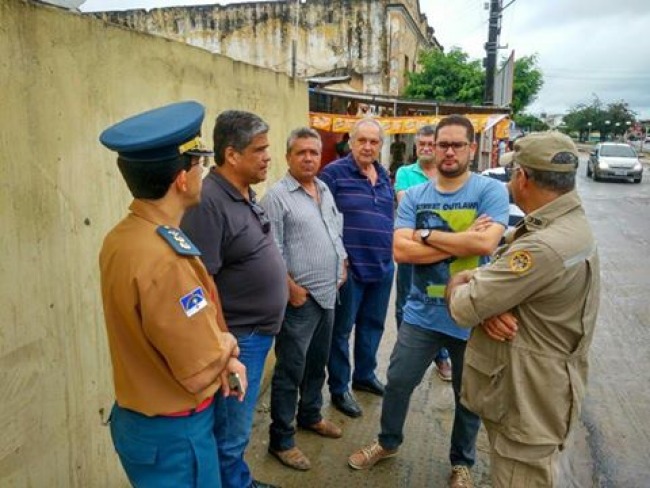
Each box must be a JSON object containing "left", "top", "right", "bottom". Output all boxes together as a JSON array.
[
  {"left": 348, "top": 115, "right": 509, "bottom": 488},
  {"left": 393, "top": 124, "right": 453, "bottom": 382}
]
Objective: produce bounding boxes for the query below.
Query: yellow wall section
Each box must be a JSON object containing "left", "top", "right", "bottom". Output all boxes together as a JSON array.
[{"left": 0, "top": 0, "right": 308, "bottom": 485}]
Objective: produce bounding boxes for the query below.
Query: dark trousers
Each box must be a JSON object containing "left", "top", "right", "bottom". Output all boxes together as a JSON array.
[
  {"left": 394, "top": 263, "right": 412, "bottom": 327},
  {"left": 378, "top": 322, "right": 481, "bottom": 467},
  {"left": 269, "top": 297, "right": 335, "bottom": 451},
  {"left": 327, "top": 271, "right": 393, "bottom": 395}
]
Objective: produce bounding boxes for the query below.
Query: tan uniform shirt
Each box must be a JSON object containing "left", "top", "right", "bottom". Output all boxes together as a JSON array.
[
  {"left": 450, "top": 190, "right": 600, "bottom": 446},
  {"left": 100, "top": 200, "right": 230, "bottom": 416}
]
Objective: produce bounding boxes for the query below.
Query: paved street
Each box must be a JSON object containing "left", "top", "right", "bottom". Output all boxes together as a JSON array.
[{"left": 246, "top": 152, "right": 650, "bottom": 487}]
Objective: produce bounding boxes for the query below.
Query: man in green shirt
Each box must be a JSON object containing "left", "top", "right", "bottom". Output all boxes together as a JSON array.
[{"left": 393, "top": 125, "right": 452, "bottom": 381}]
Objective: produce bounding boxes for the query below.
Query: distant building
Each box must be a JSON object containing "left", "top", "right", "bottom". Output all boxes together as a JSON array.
[
  {"left": 541, "top": 113, "right": 565, "bottom": 129},
  {"left": 90, "top": 0, "right": 441, "bottom": 96}
]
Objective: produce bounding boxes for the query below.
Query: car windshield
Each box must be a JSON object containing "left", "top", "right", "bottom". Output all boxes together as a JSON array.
[{"left": 600, "top": 145, "right": 636, "bottom": 158}]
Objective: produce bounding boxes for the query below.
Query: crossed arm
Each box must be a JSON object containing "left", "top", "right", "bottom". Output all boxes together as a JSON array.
[
  {"left": 393, "top": 215, "right": 501, "bottom": 265},
  {"left": 445, "top": 270, "right": 518, "bottom": 342},
  {"left": 393, "top": 214, "right": 518, "bottom": 342}
]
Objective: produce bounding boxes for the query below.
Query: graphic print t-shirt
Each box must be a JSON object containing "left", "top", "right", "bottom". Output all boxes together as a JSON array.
[{"left": 395, "top": 174, "right": 509, "bottom": 340}]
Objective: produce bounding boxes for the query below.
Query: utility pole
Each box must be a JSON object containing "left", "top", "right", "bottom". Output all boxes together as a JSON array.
[{"left": 483, "top": 0, "right": 502, "bottom": 105}]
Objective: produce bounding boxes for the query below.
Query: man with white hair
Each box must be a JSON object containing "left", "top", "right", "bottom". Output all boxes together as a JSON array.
[{"left": 319, "top": 118, "right": 395, "bottom": 418}]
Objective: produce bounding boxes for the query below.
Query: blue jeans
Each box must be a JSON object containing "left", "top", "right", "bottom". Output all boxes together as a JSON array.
[
  {"left": 110, "top": 403, "right": 221, "bottom": 488},
  {"left": 378, "top": 322, "right": 480, "bottom": 467},
  {"left": 395, "top": 263, "right": 449, "bottom": 363},
  {"left": 213, "top": 331, "right": 273, "bottom": 488},
  {"left": 269, "top": 298, "right": 334, "bottom": 451},
  {"left": 328, "top": 271, "right": 393, "bottom": 395},
  {"left": 394, "top": 263, "right": 412, "bottom": 328}
]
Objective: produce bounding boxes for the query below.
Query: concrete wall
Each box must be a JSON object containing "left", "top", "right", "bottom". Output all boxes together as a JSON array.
[
  {"left": 93, "top": 0, "right": 439, "bottom": 96},
  {"left": 0, "top": 0, "right": 308, "bottom": 485}
]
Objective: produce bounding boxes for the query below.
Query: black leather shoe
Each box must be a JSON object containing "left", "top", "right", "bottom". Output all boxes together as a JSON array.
[
  {"left": 331, "top": 391, "right": 363, "bottom": 417},
  {"left": 352, "top": 377, "right": 385, "bottom": 396},
  {"left": 251, "top": 481, "right": 280, "bottom": 488}
]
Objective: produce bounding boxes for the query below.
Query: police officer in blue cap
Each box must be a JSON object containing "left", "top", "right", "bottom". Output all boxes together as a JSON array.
[{"left": 99, "top": 101, "right": 247, "bottom": 487}]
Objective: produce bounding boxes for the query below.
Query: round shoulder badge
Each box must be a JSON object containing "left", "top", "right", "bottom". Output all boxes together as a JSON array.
[{"left": 509, "top": 250, "right": 533, "bottom": 273}]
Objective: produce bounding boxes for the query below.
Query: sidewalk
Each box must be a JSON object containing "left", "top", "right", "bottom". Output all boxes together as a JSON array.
[
  {"left": 244, "top": 298, "right": 493, "bottom": 487},
  {"left": 244, "top": 289, "right": 595, "bottom": 487}
]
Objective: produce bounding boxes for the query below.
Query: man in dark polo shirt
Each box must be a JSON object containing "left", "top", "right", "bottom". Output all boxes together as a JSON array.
[
  {"left": 181, "top": 110, "right": 287, "bottom": 488},
  {"left": 319, "top": 117, "right": 395, "bottom": 418}
]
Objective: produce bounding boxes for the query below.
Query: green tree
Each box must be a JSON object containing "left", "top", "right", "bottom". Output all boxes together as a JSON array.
[
  {"left": 404, "top": 48, "right": 484, "bottom": 104},
  {"left": 510, "top": 55, "right": 544, "bottom": 115},
  {"left": 564, "top": 96, "right": 636, "bottom": 141},
  {"left": 513, "top": 113, "right": 549, "bottom": 132},
  {"left": 404, "top": 48, "right": 544, "bottom": 114}
]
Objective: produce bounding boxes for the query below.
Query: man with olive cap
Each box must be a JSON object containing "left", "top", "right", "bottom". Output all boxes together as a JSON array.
[
  {"left": 99, "top": 101, "right": 247, "bottom": 487},
  {"left": 446, "top": 131, "right": 601, "bottom": 486}
]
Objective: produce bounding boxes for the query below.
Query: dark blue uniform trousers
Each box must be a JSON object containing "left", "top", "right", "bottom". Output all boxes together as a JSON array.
[{"left": 110, "top": 402, "right": 221, "bottom": 487}]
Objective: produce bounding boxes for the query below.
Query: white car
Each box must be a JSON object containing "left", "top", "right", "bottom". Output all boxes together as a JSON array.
[
  {"left": 587, "top": 143, "right": 643, "bottom": 183},
  {"left": 480, "top": 167, "right": 524, "bottom": 230}
]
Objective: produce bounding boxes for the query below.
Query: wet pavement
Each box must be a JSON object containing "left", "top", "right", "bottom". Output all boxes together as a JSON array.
[{"left": 246, "top": 153, "right": 650, "bottom": 487}]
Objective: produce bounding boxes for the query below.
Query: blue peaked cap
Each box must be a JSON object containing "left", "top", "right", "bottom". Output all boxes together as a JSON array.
[{"left": 100, "top": 101, "right": 213, "bottom": 162}]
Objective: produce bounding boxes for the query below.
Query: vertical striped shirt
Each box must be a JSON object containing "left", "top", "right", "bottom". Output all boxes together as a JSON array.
[
  {"left": 319, "top": 154, "right": 395, "bottom": 283},
  {"left": 260, "top": 173, "right": 347, "bottom": 310}
]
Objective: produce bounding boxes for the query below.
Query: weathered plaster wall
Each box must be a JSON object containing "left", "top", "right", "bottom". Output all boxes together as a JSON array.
[
  {"left": 0, "top": 0, "right": 307, "bottom": 485},
  {"left": 94, "top": 0, "right": 437, "bottom": 96},
  {"left": 386, "top": 7, "right": 421, "bottom": 95}
]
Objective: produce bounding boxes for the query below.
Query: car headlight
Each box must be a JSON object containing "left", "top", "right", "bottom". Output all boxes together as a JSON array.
[
  {"left": 598, "top": 161, "right": 609, "bottom": 169},
  {"left": 633, "top": 162, "right": 642, "bottom": 171}
]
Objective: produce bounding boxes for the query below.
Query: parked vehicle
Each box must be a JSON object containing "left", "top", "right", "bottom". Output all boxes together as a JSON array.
[
  {"left": 480, "top": 167, "right": 524, "bottom": 230},
  {"left": 587, "top": 143, "right": 643, "bottom": 183}
]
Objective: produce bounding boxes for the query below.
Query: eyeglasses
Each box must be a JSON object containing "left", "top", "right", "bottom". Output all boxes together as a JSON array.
[
  {"left": 249, "top": 201, "right": 270, "bottom": 234},
  {"left": 435, "top": 141, "right": 469, "bottom": 151}
]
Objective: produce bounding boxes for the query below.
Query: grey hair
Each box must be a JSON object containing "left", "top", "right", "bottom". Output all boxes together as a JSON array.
[
  {"left": 415, "top": 124, "right": 436, "bottom": 140},
  {"left": 350, "top": 117, "right": 385, "bottom": 141},
  {"left": 286, "top": 127, "right": 322, "bottom": 154},
  {"left": 213, "top": 110, "right": 269, "bottom": 166},
  {"left": 522, "top": 152, "right": 578, "bottom": 194}
]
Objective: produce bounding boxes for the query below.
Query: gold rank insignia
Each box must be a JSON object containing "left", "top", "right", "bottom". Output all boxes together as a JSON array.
[{"left": 509, "top": 250, "right": 533, "bottom": 273}]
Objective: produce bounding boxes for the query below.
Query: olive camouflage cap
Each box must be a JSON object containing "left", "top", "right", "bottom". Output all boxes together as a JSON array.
[{"left": 500, "top": 131, "right": 578, "bottom": 173}]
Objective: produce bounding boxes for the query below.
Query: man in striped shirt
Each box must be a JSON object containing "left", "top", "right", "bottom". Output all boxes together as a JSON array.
[
  {"left": 261, "top": 128, "right": 348, "bottom": 471},
  {"left": 320, "top": 118, "right": 395, "bottom": 418}
]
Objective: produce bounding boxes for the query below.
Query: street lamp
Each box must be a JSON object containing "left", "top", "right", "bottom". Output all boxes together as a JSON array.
[
  {"left": 605, "top": 120, "right": 611, "bottom": 141},
  {"left": 587, "top": 121, "right": 592, "bottom": 143}
]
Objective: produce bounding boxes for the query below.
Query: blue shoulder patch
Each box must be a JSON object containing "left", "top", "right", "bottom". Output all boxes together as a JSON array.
[
  {"left": 180, "top": 286, "right": 208, "bottom": 317},
  {"left": 156, "top": 226, "right": 201, "bottom": 256}
]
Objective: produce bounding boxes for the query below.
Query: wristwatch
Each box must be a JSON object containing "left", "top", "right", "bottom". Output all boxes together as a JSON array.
[{"left": 419, "top": 229, "right": 432, "bottom": 244}]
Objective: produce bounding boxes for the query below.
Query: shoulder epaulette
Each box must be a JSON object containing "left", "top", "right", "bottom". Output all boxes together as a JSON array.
[{"left": 156, "top": 226, "right": 201, "bottom": 256}]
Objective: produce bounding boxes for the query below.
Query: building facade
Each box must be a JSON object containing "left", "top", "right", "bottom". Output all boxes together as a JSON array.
[{"left": 93, "top": 0, "right": 441, "bottom": 96}]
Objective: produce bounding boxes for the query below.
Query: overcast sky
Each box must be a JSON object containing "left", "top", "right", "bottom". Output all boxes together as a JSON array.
[{"left": 81, "top": 0, "right": 650, "bottom": 119}]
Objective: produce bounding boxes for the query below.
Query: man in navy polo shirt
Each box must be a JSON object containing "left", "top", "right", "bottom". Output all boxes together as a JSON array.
[{"left": 319, "top": 117, "right": 395, "bottom": 418}]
